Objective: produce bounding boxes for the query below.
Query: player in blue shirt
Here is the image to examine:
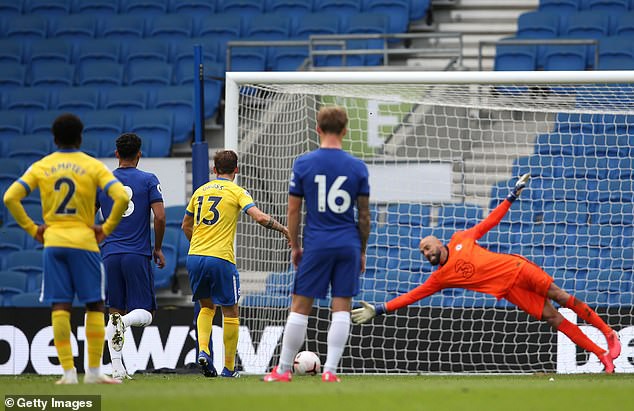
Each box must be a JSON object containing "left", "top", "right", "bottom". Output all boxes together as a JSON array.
[
  {"left": 264, "top": 106, "right": 371, "bottom": 383},
  {"left": 97, "top": 133, "right": 166, "bottom": 380}
]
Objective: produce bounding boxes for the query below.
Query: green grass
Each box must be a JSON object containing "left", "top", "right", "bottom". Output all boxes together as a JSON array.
[{"left": 2, "top": 374, "right": 633, "bottom": 411}]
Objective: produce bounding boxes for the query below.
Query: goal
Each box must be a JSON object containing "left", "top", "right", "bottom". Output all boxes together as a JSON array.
[{"left": 223, "top": 71, "right": 634, "bottom": 374}]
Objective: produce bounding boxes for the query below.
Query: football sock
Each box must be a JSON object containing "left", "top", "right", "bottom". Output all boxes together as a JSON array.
[
  {"left": 105, "top": 320, "right": 123, "bottom": 369},
  {"left": 223, "top": 316, "right": 240, "bottom": 371},
  {"left": 85, "top": 311, "right": 105, "bottom": 370},
  {"left": 557, "top": 318, "right": 605, "bottom": 357},
  {"left": 324, "top": 311, "right": 350, "bottom": 374},
  {"left": 122, "top": 309, "right": 153, "bottom": 328},
  {"left": 197, "top": 307, "right": 215, "bottom": 355},
  {"left": 278, "top": 312, "right": 308, "bottom": 373},
  {"left": 52, "top": 310, "right": 74, "bottom": 371},
  {"left": 565, "top": 296, "right": 612, "bottom": 336}
]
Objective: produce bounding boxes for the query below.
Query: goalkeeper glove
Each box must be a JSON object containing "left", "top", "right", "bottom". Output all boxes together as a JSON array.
[
  {"left": 506, "top": 173, "right": 531, "bottom": 203},
  {"left": 351, "top": 301, "right": 386, "bottom": 324}
]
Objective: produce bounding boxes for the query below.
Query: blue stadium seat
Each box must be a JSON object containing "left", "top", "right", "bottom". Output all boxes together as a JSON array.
[
  {"left": 127, "top": 110, "right": 173, "bottom": 157},
  {"left": 494, "top": 43, "right": 537, "bottom": 71},
  {"left": 218, "top": 0, "right": 264, "bottom": 18},
  {"left": 6, "top": 15, "right": 48, "bottom": 40},
  {"left": 5, "top": 135, "right": 52, "bottom": 163},
  {"left": 28, "top": 39, "right": 73, "bottom": 64},
  {"left": 437, "top": 203, "right": 483, "bottom": 229},
  {"left": 172, "top": 60, "right": 222, "bottom": 118},
  {"left": 152, "top": 86, "right": 193, "bottom": 143},
  {"left": 26, "top": 110, "right": 63, "bottom": 136},
  {"left": 315, "top": 0, "right": 360, "bottom": 27},
  {"left": 49, "top": 14, "right": 97, "bottom": 40},
  {"left": 30, "top": 62, "right": 75, "bottom": 89},
  {"left": 73, "top": 0, "right": 119, "bottom": 14},
  {"left": 99, "top": 15, "right": 146, "bottom": 39},
  {"left": 590, "top": 113, "right": 634, "bottom": 135},
  {"left": 229, "top": 46, "right": 267, "bottom": 71},
  {"left": 580, "top": 134, "right": 625, "bottom": 157},
  {"left": 147, "top": 14, "right": 193, "bottom": 38},
  {"left": 614, "top": 11, "right": 634, "bottom": 35},
  {"left": 267, "top": 0, "right": 313, "bottom": 29},
  {"left": 81, "top": 134, "right": 100, "bottom": 157},
  {"left": 122, "top": 39, "right": 169, "bottom": 65},
  {"left": 565, "top": 10, "right": 611, "bottom": 38},
  {"left": 362, "top": 0, "right": 409, "bottom": 33},
  {"left": 516, "top": 11, "right": 560, "bottom": 38},
  {"left": 5, "top": 89, "right": 50, "bottom": 113},
  {"left": 75, "top": 39, "right": 121, "bottom": 64},
  {"left": 538, "top": 0, "right": 579, "bottom": 14},
  {"left": 562, "top": 156, "right": 611, "bottom": 180},
  {"left": 586, "top": 0, "right": 629, "bottom": 16},
  {"left": 0, "top": 63, "right": 26, "bottom": 90},
  {"left": 0, "top": 113, "right": 24, "bottom": 139},
  {"left": 102, "top": 87, "right": 148, "bottom": 111},
  {"left": 10, "top": 292, "right": 47, "bottom": 307},
  {"left": 85, "top": 130, "right": 117, "bottom": 157},
  {"left": 409, "top": 0, "right": 430, "bottom": 20},
  {"left": 294, "top": 12, "right": 340, "bottom": 38},
  {"left": 76, "top": 61, "right": 124, "bottom": 87},
  {"left": 122, "top": 0, "right": 169, "bottom": 15},
  {"left": 82, "top": 110, "right": 124, "bottom": 142},
  {"left": 609, "top": 157, "right": 634, "bottom": 179},
  {"left": 126, "top": 61, "right": 173, "bottom": 87},
  {"left": 169, "top": 37, "right": 219, "bottom": 66},
  {"left": 55, "top": 87, "right": 100, "bottom": 112},
  {"left": 5, "top": 250, "right": 44, "bottom": 280},
  {"left": 169, "top": 0, "right": 217, "bottom": 15},
  {"left": 559, "top": 178, "right": 598, "bottom": 203},
  {"left": 165, "top": 205, "right": 186, "bottom": 228},
  {"left": 596, "top": 180, "right": 634, "bottom": 202},
  {"left": 0, "top": 271, "right": 28, "bottom": 297},
  {"left": 543, "top": 45, "right": 587, "bottom": 70},
  {"left": 385, "top": 203, "right": 431, "bottom": 226},
  {"left": 597, "top": 36, "right": 634, "bottom": 69},
  {"left": 542, "top": 201, "right": 589, "bottom": 225},
  {"left": 0, "top": 40, "right": 24, "bottom": 64},
  {"left": 246, "top": 13, "right": 292, "bottom": 40},
  {"left": 588, "top": 224, "right": 630, "bottom": 248},
  {"left": 346, "top": 12, "right": 389, "bottom": 65},
  {"left": 27, "top": 0, "right": 72, "bottom": 15},
  {"left": 533, "top": 133, "right": 576, "bottom": 156},
  {"left": 269, "top": 46, "right": 309, "bottom": 70},
  {"left": 264, "top": 271, "right": 293, "bottom": 295},
  {"left": 177, "top": 230, "right": 189, "bottom": 267},
  {"left": 0, "top": 230, "right": 25, "bottom": 269},
  {"left": 512, "top": 155, "right": 564, "bottom": 178},
  {"left": 241, "top": 292, "right": 291, "bottom": 307},
  {"left": 0, "top": 0, "right": 22, "bottom": 15},
  {"left": 195, "top": 13, "right": 242, "bottom": 43},
  {"left": 553, "top": 112, "right": 593, "bottom": 133}
]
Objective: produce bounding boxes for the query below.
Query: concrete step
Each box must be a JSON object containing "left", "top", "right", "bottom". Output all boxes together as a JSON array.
[
  {"left": 454, "top": 0, "right": 538, "bottom": 8},
  {"left": 446, "top": 8, "right": 532, "bottom": 22},
  {"left": 436, "top": 22, "right": 518, "bottom": 34}
]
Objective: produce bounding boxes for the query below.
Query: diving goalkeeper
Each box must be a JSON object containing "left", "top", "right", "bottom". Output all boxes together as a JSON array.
[{"left": 352, "top": 174, "right": 621, "bottom": 373}]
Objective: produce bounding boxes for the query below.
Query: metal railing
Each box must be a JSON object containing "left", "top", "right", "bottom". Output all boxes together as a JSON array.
[{"left": 478, "top": 38, "right": 600, "bottom": 71}]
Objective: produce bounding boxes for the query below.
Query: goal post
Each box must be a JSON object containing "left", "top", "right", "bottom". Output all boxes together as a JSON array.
[{"left": 224, "top": 71, "right": 634, "bottom": 374}]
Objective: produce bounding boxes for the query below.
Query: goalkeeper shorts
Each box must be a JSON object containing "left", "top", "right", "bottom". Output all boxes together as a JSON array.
[{"left": 503, "top": 261, "right": 554, "bottom": 320}]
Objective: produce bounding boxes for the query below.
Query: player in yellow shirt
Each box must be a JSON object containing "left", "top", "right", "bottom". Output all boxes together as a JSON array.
[
  {"left": 182, "top": 150, "right": 290, "bottom": 378},
  {"left": 3, "top": 113, "right": 129, "bottom": 385}
]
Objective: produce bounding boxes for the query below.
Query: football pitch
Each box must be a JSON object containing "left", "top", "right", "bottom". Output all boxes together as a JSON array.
[{"left": 2, "top": 374, "right": 633, "bottom": 411}]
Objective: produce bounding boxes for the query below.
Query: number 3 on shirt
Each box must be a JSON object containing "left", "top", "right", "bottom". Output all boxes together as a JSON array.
[
  {"left": 314, "top": 175, "right": 350, "bottom": 214},
  {"left": 195, "top": 195, "right": 222, "bottom": 225}
]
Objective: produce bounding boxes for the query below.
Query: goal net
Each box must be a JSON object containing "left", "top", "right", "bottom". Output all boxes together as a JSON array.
[{"left": 224, "top": 71, "right": 634, "bottom": 374}]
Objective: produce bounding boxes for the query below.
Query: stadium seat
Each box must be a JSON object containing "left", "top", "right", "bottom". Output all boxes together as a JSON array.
[
  {"left": 82, "top": 110, "right": 124, "bottom": 142},
  {"left": 542, "top": 201, "right": 589, "bottom": 225},
  {"left": 122, "top": 39, "right": 169, "bottom": 65},
  {"left": 246, "top": 13, "right": 292, "bottom": 40},
  {"left": 362, "top": 0, "right": 410, "bottom": 33},
  {"left": 345, "top": 12, "right": 389, "bottom": 65},
  {"left": 516, "top": 11, "right": 560, "bottom": 38},
  {"left": 122, "top": 0, "right": 169, "bottom": 15},
  {"left": 27, "top": 0, "right": 72, "bottom": 15},
  {"left": 409, "top": 0, "right": 430, "bottom": 20},
  {"left": 294, "top": 12, "right": 340, "bottom": 38},
  {"left": 102, "top": 87, "right": 148, "bottom": 111},
  {"left": 0, "top": 230, "right": 25, "bottom": 269},
  {"left": 588, "top": 224, "right": 631, "bottom": 248},
  {"left": 30, "top": 62, "right": 75, "bottom": 89},
  {"left": 177, "top": 230, "right": 189, "bottom": 267},
  {"left": 586, "top": 0, "right": 629, "bottom": 16},
  {"left": 0, "top": 271, "right": 28, "bottom": 297},
  {"left": 562, "top": 156, "right": 611, "bottom": 180},
  {"left": 512, "top": 155, "right": 564, "bottom": 178},
  {"left": 609, "top": 157, "right": 634, "bottom": 179},
  {"left": 597, "top": 36, "right": 634, "bottom": 69},
  {"left": 172, "top": 60, "right": 222, "bottom": 118},
  {"left": 126, "top": 61, "right": 173, "bottom": 87},
  {"left": 9, "top": 292, "right": 47, "bottom": 307},
  {"left": 565, "top": 10, "right": 611, "bottom": 38},
  {"left": 614, "top": 11, "right": 634, "bottom": 35},
  {"left": 100, "top": 15, "right": 146, "bottom": 39},
  {"left": 241, "top": 292, "right": 291, "bottom": 307},
  {"left": 0, "top": 0, "right": 22, "bottom": 15},
  {"left": 538, "top": 0, "right": 579, "bottom": 14},
  {"left": 494, "top": 43, "right": 537, "bottom": 71},
  {"left": 153, "top": 244, "right": 177, "bottom": 289},
  {"left": 437, "top": 203, "right": 483, "bottom": 229},
  {"left": 229, "top": 46, "right": 267, "bottom": 71},
  {"left": 269, "top": 46, "right": 309, "bottom": 70},
  {"left": 127, "top": 110, "right": 173, "bottom": 157},
  {"left": 169, "top": 0, "right": 217, "bottom": 15},
  {"left": 6, "top": 15, "right": 48, "bottom": 40},
  {"left": 267, "top": 0, "right": 313, "bottom": 29},
  {"left": 147, "top": 14, "right": 193, "bottom": 38},
  {"left": 385, "top": 203, "right": 431, "bottom": 226},
  {"left": 218, "top": 0, "right": 263, "bottom": 17},
  {"left": 26, "top": 110, "right": 63, "bottom": 136},
  {"left": 81, "top": 133, "right": 100, "bottom": 157},
  {"left": 28, "top": 39, "right": 73, "bottom": 64},
  {"left": 73, "top": 0, "right": 119, "bottom": 14},
  {"left": 152, "top": 86, "right": 194, "bottom": 143},
  {"left": 169, "top": 37, "right": 219, "bottom": 66},
  {"left": 264, "top": 271, "right": 293, "bottom": 295},
  {"left": 75, "top": 39, "right": 121, "bottom": 64},
  {"left": 596, "top": 180, "right": 634, "bottom": 203},
  {"left": 55, "top": 87, "right": 100, "bottom": 112},
  {"left": 165, "top": 205, "right": 186, "bottom": 228},
  {"left": 533, "top": 133, "right": 575, "bottom": 156},
  {"left": 5, "top": 89, "right": 50, "bottom": 113},
  {"left": 553, "top": 112, "right": 594, "bottom": 133},
  {"left": 0, "top": 40, "right": 24, "bottom": 64},
  {"left": 195, "top": 13, "right": 242, "bottom": 43},
  {"left": 0, "top": 63, "right": 26, "bottom": 90},
  {"left": 0, "top": 113, "right": 24, "bottom": 139},
  {"left": 5, "top": 250, "right": 43, "bottom": 279},
  {"left": 76, "top": 61, "right": 124, "bottom": 87},
  {"left": 542, "top": 45, "right": 587, "bottom": 70},
  {"left": 49, "top": 14, "right": 97, "bottom": 40},
  {"left": 5, "top": 135, "right": 51, "bottom": 163}
]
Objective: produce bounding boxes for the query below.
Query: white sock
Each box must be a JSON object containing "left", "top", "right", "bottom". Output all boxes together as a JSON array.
[
  {"left": 323, "top": 311, "right": 350, "bottom": 374},
  {"left": 278, "top": 312, "right": 308, "bottom": 373},
  {"left": 122, "top": 309, "right": 153, "bottom": 328},
  {"left": 87, "top": 367, "right": 101, "bottom": 376},
  {"left": 64, "top": 368, "right": 77, "bottom": 379},
  {"left": 105, "top": 320, "right": 123, "bottom": 368}
]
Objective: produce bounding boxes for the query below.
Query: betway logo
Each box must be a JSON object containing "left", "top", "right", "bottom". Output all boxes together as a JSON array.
[
  {"left": 557, "top": 308, "right": 634, "bottom": 373},
  {"left": 0, "top": 325, "right": 283, "bottom": 375}
]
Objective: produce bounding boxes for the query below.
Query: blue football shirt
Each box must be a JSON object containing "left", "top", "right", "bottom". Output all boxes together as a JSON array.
[
  {"left": 289, "top": 148, "right": 369, "bottom": 250},
  {"left": 98, "top": 167, "right": 163, "bottom": 258}
]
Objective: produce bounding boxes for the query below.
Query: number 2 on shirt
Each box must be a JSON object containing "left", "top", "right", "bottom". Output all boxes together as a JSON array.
[
  {"left": 54, "top": 177, "right": 77, "bottom": 215},
  {"left": 314, "top": 175, "right": 351, "bottom": 214},
  {"left": 195, "top": 195, "right": 222, "bottom": 225}
]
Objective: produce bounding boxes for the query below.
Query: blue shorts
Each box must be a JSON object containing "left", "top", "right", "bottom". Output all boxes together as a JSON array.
[
  {"left": 187, "top": 255, "right": 240, "bottom": 306},
  {"left": 294, "top": 246, "right": 361, "bottom": 298},
  {"left": 42, "top": 247, "right": 104, "bottom": 305},
  {"left": 103, "top": 253, "right": 157, "bottom": 312}
]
